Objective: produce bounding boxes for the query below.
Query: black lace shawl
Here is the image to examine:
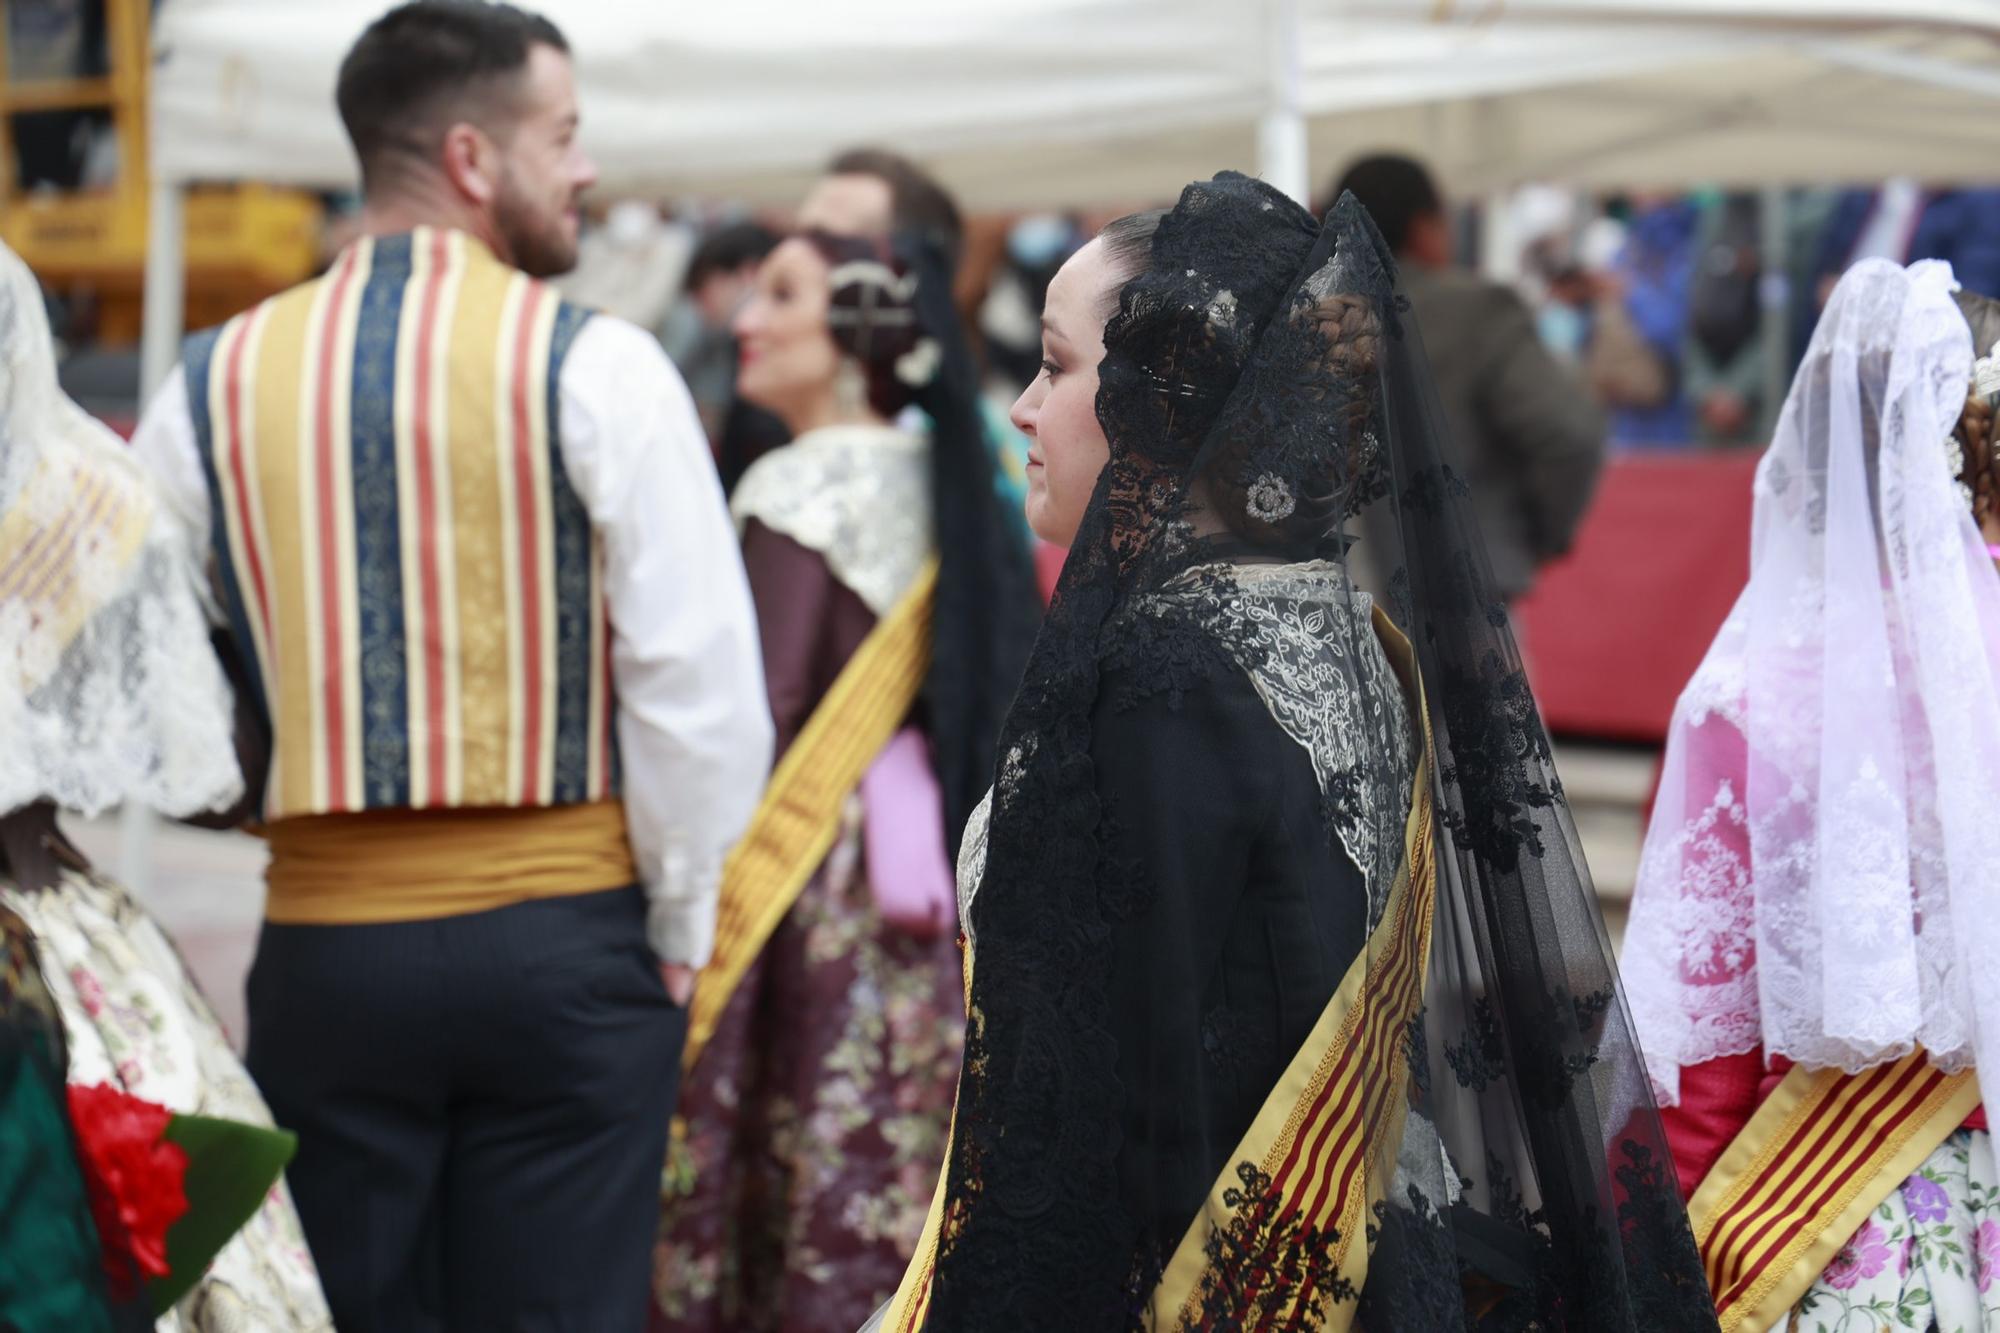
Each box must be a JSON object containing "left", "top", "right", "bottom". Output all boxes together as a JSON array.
[{"left": 918, "top": 175, "right": 1716, "bottom": 1331}]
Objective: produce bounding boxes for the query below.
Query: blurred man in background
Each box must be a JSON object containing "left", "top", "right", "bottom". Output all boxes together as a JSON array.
[{"left": 1334, "top": 153, "right": 1606, "bottom": 604}]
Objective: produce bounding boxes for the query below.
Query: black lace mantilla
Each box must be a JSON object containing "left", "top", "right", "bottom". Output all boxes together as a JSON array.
[{"left": 919, "top": 175, "right": 1717, "bottom": 1332}]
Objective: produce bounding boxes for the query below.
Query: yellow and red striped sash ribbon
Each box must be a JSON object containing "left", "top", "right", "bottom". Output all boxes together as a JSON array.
[
  {"left": 1146, "top": 607, "right": 1434, "bottom": 1331},
  {"left": 874, "top": 608, "right": 1433, "bottom": 1333},
  {"left": 1690, "top": 1050, "right": 1979, "bottom": 1332},
  {"left": 682, "top": 559, "right": 938, "bottom": 1076}
]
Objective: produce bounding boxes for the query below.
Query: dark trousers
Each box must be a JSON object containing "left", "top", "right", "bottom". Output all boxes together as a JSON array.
[{"left": 246, "top": 886, "right": 683, "bottom": 1332}]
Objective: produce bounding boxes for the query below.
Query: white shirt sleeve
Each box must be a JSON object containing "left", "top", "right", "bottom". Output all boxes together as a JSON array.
[
  {"left": 557, "top": 316, "right": 774, "bottom": 966},
  {"left": 128, "top": 365, "right": 225, "bottom": 624}
]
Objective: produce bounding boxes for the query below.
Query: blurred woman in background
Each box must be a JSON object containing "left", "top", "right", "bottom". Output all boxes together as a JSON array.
[{"left": 652, "top": 228, "right": 1037, "bottom": 1333}]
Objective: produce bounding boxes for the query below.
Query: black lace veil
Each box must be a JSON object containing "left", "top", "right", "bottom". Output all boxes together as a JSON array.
[{"left": 920, "top": 175, "right": 1714, "bottom": 1331}]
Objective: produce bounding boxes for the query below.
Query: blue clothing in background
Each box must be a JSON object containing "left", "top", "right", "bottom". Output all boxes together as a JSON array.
[{"left": 1610, "top": 201, "right": 1698, "bottom": 446}]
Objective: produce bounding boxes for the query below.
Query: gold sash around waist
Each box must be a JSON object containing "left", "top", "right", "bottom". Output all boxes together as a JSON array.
[
  {"left": 682, "top": 557, "right": 939, "bottom": 1076},
  {"left": 262, "top": 798, "right": 636, "bottom": 925}
]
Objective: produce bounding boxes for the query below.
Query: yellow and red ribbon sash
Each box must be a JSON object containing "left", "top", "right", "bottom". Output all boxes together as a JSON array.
[
  {"left": 876, "top": 607, "right": 1433, "bottom": 1333},
  {"left": 1689, "top": 1050, "right": 1979, "bottom": 1332},
  {"left": 682, "top": 558, "right": 938, "bottom": 1075}
]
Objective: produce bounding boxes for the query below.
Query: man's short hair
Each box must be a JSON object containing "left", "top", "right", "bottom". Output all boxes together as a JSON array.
[
  {"left": 336, "top": 0, "right": 569, "bottom": 187},
  {"left": 825, "top": 148, "right": 965, "bottom": 269},
  {"left": 1329, "top": 154, "right": 1443, "bottom": 255}
]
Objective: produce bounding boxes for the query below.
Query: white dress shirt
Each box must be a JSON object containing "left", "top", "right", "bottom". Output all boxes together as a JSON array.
[{"left": 131, "top": 314, "right": 773, "bottom": 967}]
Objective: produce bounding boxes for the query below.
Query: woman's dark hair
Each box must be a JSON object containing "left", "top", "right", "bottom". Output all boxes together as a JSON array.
[
  {"left": 803, "top": 230, "right": 927, "bottom": 421},
  {"left": 1094, "top": 208, "right": 1167, "bottom": 315},
  {"left": 336, "top": 0, "right": 567, "bottom": 190},
  {"left": 803, "top": 227, "right": 1039, "bottom": 853}
]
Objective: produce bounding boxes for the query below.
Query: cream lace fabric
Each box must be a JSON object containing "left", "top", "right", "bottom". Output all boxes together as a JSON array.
[
  {"left": 1626, "top": 259, "right": 2000, "bottom": 1104},
  {"left": 0, "top": 241, "right": 240, "bottom": 820},
  {"left": 730, "top": 424, "right": 931, "bottom": 616}
]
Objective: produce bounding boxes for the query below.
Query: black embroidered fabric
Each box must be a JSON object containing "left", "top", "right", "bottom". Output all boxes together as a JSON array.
[{"left": 917, "top": 176, "right": 1716, "bottom": 1331}]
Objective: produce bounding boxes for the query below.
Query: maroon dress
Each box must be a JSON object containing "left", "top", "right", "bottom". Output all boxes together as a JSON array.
[{"left": 651, "top": 520, "right": 964, "bottom": 1333}]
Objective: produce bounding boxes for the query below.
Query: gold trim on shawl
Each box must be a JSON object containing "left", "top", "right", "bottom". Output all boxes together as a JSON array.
[{"left": 682, "top": 557, "right": 939, "bottom": 1076}]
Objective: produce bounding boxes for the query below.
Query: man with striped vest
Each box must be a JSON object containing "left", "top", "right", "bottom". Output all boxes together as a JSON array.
[{"left": 132, "top": 4, "right": 772, "bottom": 1327}]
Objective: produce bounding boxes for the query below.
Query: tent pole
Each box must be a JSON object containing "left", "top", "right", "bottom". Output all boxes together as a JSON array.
[
  {"left": 1257, "top": 0, "right": 1310, "bottom": 206},
  {"left": 122, "top": 176, "right": 187, "bottom": 898},
  {"left": 139, "top": 179, "right": 184, "bottom": 401}
]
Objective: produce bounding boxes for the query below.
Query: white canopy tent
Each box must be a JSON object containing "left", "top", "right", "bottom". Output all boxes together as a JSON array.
[
  {"left": 151, "top": 0, "right": 2000, "bottom": 208},
  {"left": 141, "top": 0, "right": 2000, "bottom": 375},
  {"left": 125, "top": 0, "right": 2000, "bottom": 883}
]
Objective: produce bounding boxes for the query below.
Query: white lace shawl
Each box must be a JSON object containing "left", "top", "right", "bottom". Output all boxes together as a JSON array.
[
  {"left": 730, "top": 424, "right": 931, "bottom": 616},
  {"left": 1625, "top": 259, "right": 2000, "bottom": 1103},
  {"left": 0, "top": 241, "right": 241, "bottom": 820}
]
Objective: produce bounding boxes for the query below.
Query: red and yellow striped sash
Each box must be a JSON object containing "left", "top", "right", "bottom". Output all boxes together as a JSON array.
[
  {"left": 875, "top": 607, "right": 1434, "bottom": 1333},
  {"left": 681, "top": 559, "right": 939, "bottom": 1075},
  {"left": 1689, "top": 1051, "right": 1978, "bottom": 1331}
]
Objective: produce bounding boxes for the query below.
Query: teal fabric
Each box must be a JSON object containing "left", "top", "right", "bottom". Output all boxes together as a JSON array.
[{"left": 0, "top": 982, "right": 115, "bottom": 1332}]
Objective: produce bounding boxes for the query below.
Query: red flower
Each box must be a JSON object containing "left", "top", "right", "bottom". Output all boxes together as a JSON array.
[{"left": 66, "top": 1083, "right": 190, "bottom": 1299}]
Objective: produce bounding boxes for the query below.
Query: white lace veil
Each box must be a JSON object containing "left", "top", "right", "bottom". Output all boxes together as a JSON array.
[
  {"left": 0, "top": 241, "right": 241, "bottom": 820},
  {"left": 1626, "top": 258, "right": 2000, "bottom": 1103}
]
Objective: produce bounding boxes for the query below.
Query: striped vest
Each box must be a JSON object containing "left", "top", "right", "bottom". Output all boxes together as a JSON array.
[{"left": 186, "top": 227, "right": 620, "bottom": 822}]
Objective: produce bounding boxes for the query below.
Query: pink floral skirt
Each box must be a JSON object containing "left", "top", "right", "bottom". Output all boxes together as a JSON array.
[{"left": 1776, "top": 1128, "right": 2000, "bottom": 1331}]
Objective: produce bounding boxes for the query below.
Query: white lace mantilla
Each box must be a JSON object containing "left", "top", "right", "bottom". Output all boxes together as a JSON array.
[
  {"left": 730, "top": 424, "right": 931, "bottom": 616},
  {"left": 0, "top": 241, "right": 242, "bottom": 820},
  {"left": 1626, "top": 259, "right": 2000, "bottom": 1104}
]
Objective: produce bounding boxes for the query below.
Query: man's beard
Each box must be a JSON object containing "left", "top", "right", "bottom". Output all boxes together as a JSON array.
[{"left": 495, "top": 177, "right": 578, "bottom": 279}]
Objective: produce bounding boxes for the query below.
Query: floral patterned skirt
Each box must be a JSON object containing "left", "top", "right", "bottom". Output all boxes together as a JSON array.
[
  {"left": 1771, "top": 1127, "right": 2000, "bottom": 1332},
  {"left": 651, "top": 812, "right": 964, "bottom": 1333},
  {"left": 2, "top": 867, "right": 333, "bottom": 1332}
]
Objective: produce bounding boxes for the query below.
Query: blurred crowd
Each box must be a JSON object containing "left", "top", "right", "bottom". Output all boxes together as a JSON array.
[
  {"left": 1511, "top": 182, "right": 2000, "bottom": 449},
  {"left": 559, "top": 172, "right": 2000, "bottom": 473}
]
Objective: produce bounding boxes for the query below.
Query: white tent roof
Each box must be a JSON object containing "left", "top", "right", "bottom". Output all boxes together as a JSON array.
[{"left": 151, "top": 0, "right": 2000, "bottom": 208}]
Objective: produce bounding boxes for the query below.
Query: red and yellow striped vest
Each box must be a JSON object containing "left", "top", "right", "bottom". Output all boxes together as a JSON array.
[{"left": 185, "top": 228, "right": 628, "bottom": 919}]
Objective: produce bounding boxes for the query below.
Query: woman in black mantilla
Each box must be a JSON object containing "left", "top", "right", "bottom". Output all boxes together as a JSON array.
[{"left": 865, "top": 175, "right": 1718, "bottom": 1331}]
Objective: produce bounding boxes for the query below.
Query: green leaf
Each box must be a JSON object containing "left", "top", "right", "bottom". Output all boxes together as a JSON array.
[{"left": 147, "top": 1114, "right": 295, "bottom": 1316}]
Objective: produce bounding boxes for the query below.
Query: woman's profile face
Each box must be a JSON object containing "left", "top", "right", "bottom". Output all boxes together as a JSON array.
[
  {"left": 1011, "top": 238, "right": 1115, "bottom": 547},
  {"left": 733, "top": 237, "right": 843, "bottom": 425}
]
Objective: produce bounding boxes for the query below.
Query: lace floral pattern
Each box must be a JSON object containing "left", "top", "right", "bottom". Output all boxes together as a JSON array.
[
  {"left": 730, "top": 425, "right": 930, "bottom": 616},
  {"left": 1123, "top": 561, "right": 1415, "bottom": 927},
  {"left": 0, "top": 241, "right": 242, "bottom": 823},
  {"left": 1627, "top": 259, "right": 2000, "bottom": 1102}
]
